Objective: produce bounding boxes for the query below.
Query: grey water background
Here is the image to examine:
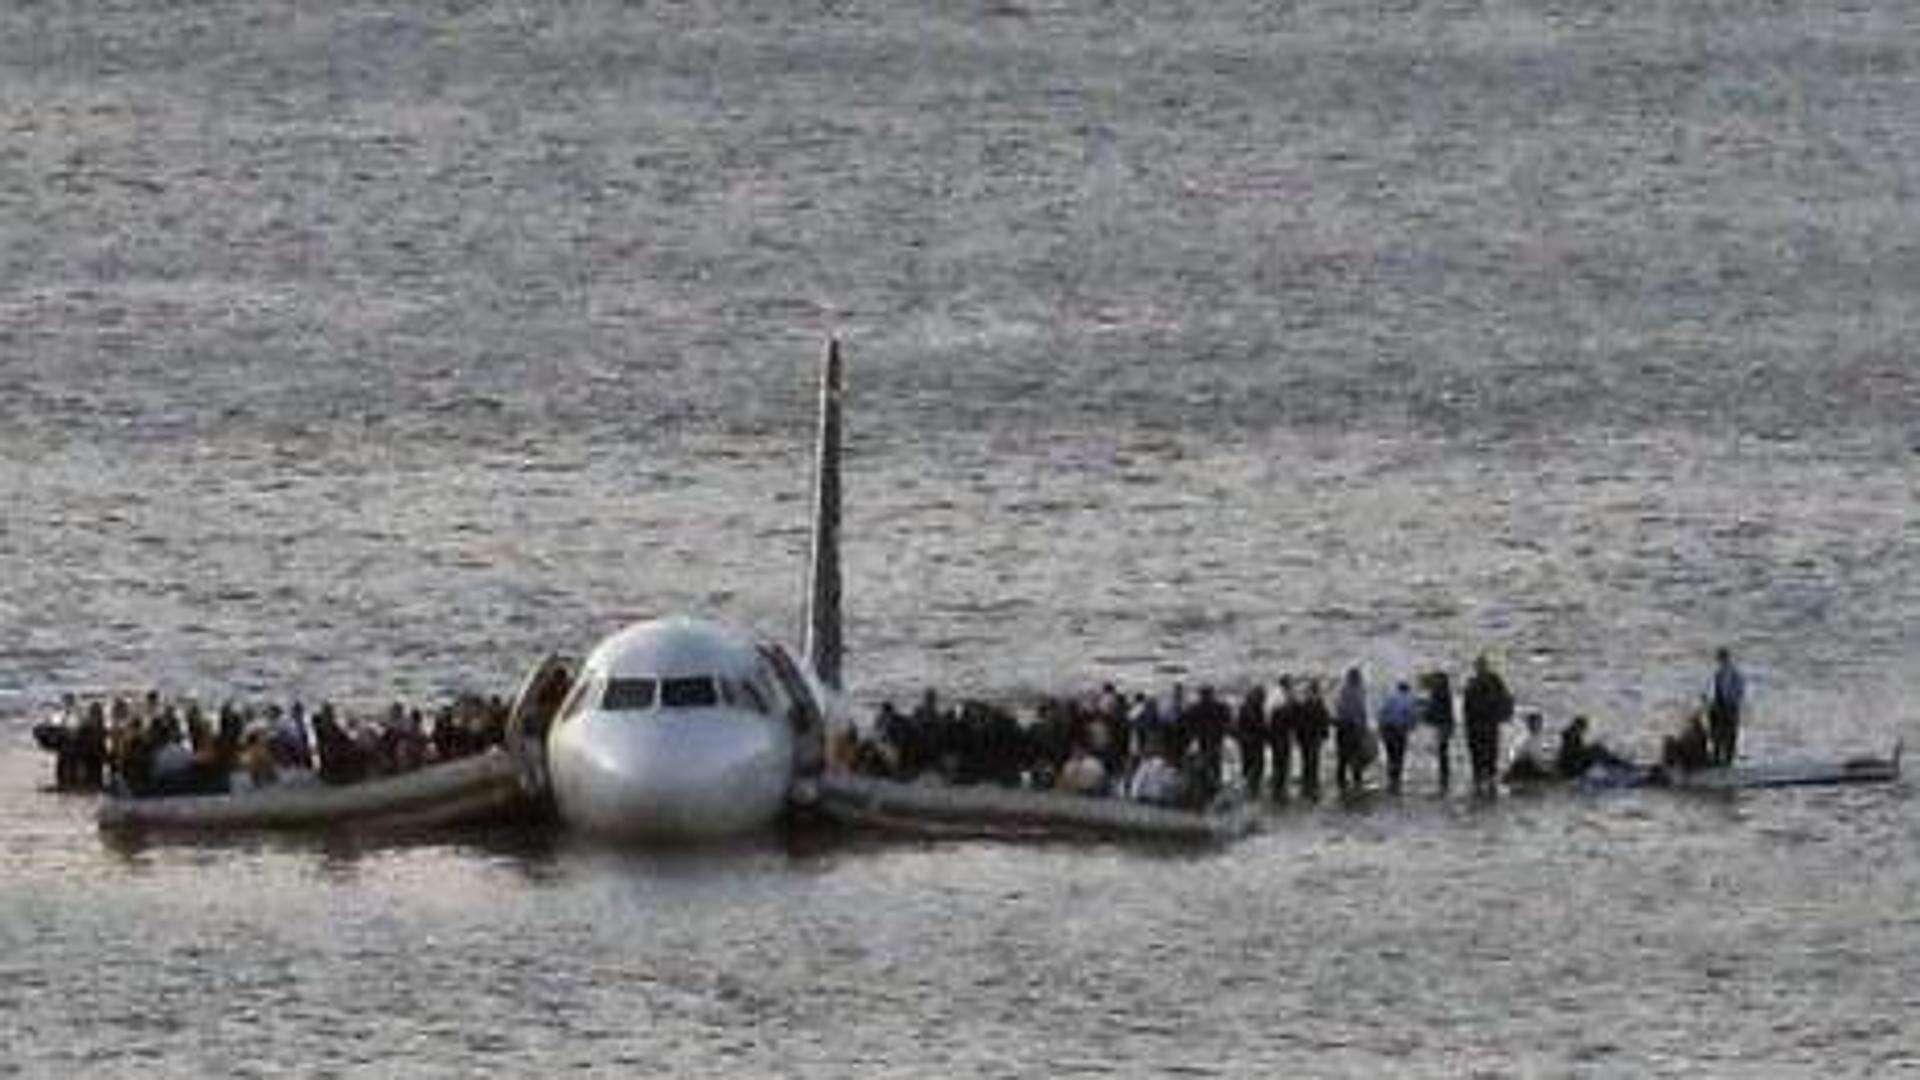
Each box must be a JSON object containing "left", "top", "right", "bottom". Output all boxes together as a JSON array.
[{"left": 1, "top": 1, "right": 1916, "bottom": 1075}]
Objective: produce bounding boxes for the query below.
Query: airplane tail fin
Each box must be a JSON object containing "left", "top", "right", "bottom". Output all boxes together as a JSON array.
[{"left": 802, "top": 338, "right": 845, "bottom": 691}]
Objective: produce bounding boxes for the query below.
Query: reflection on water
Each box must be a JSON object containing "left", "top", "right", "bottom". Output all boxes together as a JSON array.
[
  {"left": 95, "top": 820, "right": 568, "bottom": 885},
  {"left": 1, "top": 732, "right": 1915, "bottom": 1076}
]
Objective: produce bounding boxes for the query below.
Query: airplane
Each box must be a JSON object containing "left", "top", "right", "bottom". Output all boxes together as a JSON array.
[
  {"left": 528, "top": 341, "right": 847, "bottom": 841},
  {"left": 82, "top": 341, "right": 1258, "bottom": 842}
]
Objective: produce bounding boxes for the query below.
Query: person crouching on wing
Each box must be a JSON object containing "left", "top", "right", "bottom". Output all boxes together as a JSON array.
[
  {"left": 1660, "top": 708, "right": 1713, "bottom": 776},
  {"left": 1055, "top": 739, "right": 1108, "bottom": 797},
  {"left": 1554, "top": 716, "right": 1633, "bottom": 780},
  {"left": 1124, "top": 733, "right": 1183, "bottom": 807},
  {"left": 1504, "top": 712, "right": 1553, "bottom": 783}
]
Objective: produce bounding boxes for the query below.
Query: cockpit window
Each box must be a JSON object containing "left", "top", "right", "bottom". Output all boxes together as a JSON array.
[
  {"left": 602, "top": 678, "right": 658, "bottom": 711},
  {"left": 660, "top": 676, "right": 719, "bottom": 708}
]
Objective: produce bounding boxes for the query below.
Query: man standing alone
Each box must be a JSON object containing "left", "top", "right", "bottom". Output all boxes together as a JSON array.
[
  {"left": 1461, "top": 655, "right": 1514, "bottom": 797},
  {"left": 1708, "top": 647, "right": 1745, "bottom": 766}
]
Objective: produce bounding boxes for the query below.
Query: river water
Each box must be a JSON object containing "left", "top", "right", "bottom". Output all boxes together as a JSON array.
[{"left": 1, "top": 1, "right": 1916, "bottom": 1076}]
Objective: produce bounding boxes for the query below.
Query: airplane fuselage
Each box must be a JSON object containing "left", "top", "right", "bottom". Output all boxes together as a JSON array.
[{"left": 543, "top": 617, "right": 824, "bottom": 840}]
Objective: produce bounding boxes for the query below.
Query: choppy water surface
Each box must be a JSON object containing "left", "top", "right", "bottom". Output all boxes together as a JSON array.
[{"left": 1, "top": 1, "right": 1916, "bottom": 1076}]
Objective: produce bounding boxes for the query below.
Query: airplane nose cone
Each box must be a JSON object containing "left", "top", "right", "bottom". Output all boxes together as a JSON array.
[{"left": 548, "top": 710, "right": 794, "bottom": 840}]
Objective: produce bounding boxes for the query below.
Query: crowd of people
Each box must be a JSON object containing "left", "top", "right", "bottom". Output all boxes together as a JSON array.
[
  {"left": 33, "top": 648, "right": 1750, "bottom": 812},
  {"left": 32, "top": 689, "right": 515, "bottom": 796},
  {"left": 845, "top": 649, "right": 1748, "bottom": 809}
]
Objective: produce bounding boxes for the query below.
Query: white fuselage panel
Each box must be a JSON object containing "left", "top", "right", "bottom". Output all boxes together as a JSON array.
[{"left": 548, "top": 706, "right": 793, "bottom": 839}]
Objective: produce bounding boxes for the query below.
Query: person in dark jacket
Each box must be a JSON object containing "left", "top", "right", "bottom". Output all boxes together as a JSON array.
[
  {"left": 1555, "top": 715, "right": 1633, "bottom": 779},
  {"left": 1295, "top": 677, "right": 1333, "bottom": 800},
  {"left": 1235, "top": 684, "right": 1267, "bottom": 796},
  {"left": 1333, "top": 667, "right": 1370, "bottom": 794},
  {"left": 1268, "top": 676, "right": 1298, "bottom": 799},
  {"left": 1661, "top": 709, "right": 1713, "bottom": 775},
  {"left": 1461, "top": 656, "right": 1514, "bottom": 797},
  {"left": 1707, "top": 647, "right": 1745, "bottom": 767},
  {"left": 73, "top": 700, "right": 109, "bottom": 789},
  {"left": 1164, "top": 681, "right": 1189, "bottom": 764},
  {"left": 1422, "top": 671, "right": 1456, "bottom": 793},
  {"left": 1184, "top": 685, "right": 1232, "bottom": 806},
  {"left": 313, "top": 702, "right": 371, "bottom": 786}
]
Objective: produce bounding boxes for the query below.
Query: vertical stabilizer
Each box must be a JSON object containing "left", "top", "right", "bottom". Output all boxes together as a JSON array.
[{"left": 803, "top": 339, "right": 845, "bottom": 691}]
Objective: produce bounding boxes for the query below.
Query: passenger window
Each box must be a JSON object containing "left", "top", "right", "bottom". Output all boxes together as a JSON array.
[
  {"left": 660, "top": 676, "right": 719, "bottom": 708},
  {"left": 603, "top": 678, "right": 658, "bottom": 711}
]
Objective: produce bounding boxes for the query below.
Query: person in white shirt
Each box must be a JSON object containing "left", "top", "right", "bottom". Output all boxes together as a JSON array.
[
  {"left": 1124, "top": 735, "right": 1183, "bottom": 806},
  {"left": 1504, "top": 711, "right": 1552, "bottom": 782}
]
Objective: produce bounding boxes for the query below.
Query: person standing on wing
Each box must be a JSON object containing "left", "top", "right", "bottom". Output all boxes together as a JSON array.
[
  {"left": 1268, "top": 675, "right": 1299, "bottom": 800},
  {"left": 1708, "top": 647, "right": 1746, "bottom": 766},
  {"left": 1296, "top": 678, "right": 1332, "bottom": 800},
  {"left": 1422, "top": 670, "right": 1456, "bottom": 793},
  {"left": 1333, "top": 667, "right": 1370, "bottom": 794},
  {"left": 1235, "top": 684, "right": 1268, "bottom": 796},
  {"left": 1184, "top": 685, "right": 1232, "bottom": 807},
  {"left": 1376, "top": 678, "right": 1418, "bottom": 795},
  {"left": 1461, "top": 655, "right": 1514, "bottom": 798}
]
